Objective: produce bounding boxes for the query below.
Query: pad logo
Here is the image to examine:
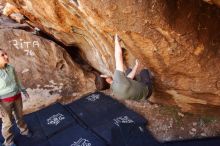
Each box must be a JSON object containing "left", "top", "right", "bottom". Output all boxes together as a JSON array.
[
  {"left": 113, "top": 116, "right": 134, "bottom": 126},
  {"left": 47, "top": 113, "right": 65, "bottom": 126},
  {"left": 86, "top": 94, "right": 100, "bottom": 102},
  {"left": 71, "top": 138, "right": 91, "bottom": 146}
]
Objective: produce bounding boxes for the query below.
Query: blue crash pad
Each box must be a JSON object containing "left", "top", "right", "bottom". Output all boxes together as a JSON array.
[
  {"left": 66, "top": 92, "right": 147, "bottom": 143},
  {"left": 0, "top": 110, "right": 49, "bottom": 146},
  {"left": 92, "top": 108, "right": 148, "bottom": 143},
  {"left": 0, "top": 101, "right": 107, "bottom": 146},
  {"left": 36, "top": 103, "right": 76, "bottom": 138},
  {"left": 163, "top": 137, "right": 220, "bottom": 146},
  {"left": 111, "top": 123, "right": 220, "bottom": 146},
  {"left": 66, "top": 92, "right": 125, "bottom": 127},
  {"left": 111, "top": 123, "right": 160, "bottom": 146},
  {"left": 49, "top": 124, "right": 107, "bottom": 146}
]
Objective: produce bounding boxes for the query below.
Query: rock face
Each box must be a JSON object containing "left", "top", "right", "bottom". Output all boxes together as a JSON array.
[
  {"left": 0, "top": 15, "right": 95, "bottom": 113},
  {"left": 0, "top": 29, "right": 91, "bottom": 95},
  {"left": 203, "top": 0, "right": 220, "bottom": 7},
  {"left": 3, "top": 0, "right": 220, "bottom": 114}
]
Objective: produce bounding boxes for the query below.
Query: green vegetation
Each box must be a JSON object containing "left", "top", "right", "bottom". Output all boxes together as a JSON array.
[
  {"left": 159, "top": 105, "right": 183, "bottom": 126},
  {"left": 199, "top": 115, "right": 217, "bottom": 125}
]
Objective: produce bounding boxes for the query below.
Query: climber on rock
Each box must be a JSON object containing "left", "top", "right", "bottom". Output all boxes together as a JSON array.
[
  {"left": 100, "top": 34, "right": 153, "bottom": 100},
  {"left": 0, "top": 49, "right": 32, "bottom": 146}
]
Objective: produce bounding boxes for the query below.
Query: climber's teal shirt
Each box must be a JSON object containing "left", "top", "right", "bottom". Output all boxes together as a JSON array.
[{"left": 0, "top": 64, "right": 26, "bottom": 99}]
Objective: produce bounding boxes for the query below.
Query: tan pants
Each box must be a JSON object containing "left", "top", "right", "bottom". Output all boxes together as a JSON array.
[{"left": 0, "top": 97, "right": 29, "bottom": 146}]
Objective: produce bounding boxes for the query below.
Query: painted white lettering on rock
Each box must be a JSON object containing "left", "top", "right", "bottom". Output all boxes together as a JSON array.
[
  {"left": 24, "top": 49, "right": 35, "bottom": 56},
  {"left": 10, "top": 39, "right": 40, "bottom": 49},
  {"left": 33, "top": 41, "right": 40, "bottom": 48}
]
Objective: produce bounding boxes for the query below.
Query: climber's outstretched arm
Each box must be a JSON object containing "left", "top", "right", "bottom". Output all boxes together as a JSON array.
[{"left": 114, "top": 34, "right": 124, "bottom": 72}]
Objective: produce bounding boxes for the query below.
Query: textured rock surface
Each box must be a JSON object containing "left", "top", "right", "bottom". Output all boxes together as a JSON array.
[
  {"left": 0, "top": 15, "right": 95, "bottom": 113},
  {"left": 203, "top": 0, "right": 220, "bottom": 7},
  {"left": 3, "top": 0, "right": 220, "bottom": 114}
]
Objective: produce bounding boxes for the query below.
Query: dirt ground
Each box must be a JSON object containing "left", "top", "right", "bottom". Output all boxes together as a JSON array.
[{"left": 122, "top": 97, "right": 220, "bottom": 142}]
